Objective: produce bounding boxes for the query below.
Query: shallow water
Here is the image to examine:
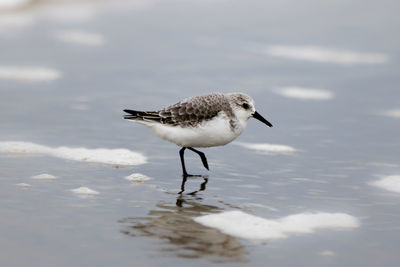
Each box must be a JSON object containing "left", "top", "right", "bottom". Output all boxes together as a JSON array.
[{"left": 1, "top": 0, "right": 400, "bottom": 266}]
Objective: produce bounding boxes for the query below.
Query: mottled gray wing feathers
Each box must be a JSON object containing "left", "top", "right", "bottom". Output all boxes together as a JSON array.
[{"left": 124, "top": 93, "right": 233, "bottom": 127}]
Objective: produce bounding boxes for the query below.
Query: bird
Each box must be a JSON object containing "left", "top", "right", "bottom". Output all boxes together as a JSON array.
[{"left": 123, "top": 93, "right": 272, "bottom": 177}]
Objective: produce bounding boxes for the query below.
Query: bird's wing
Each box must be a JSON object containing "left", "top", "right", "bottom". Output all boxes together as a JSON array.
[
  {"left": 158, "top": 93, "right": 233, "bottom": 127},
  {"left": 124, "top": 93, "right": 233, "bottom": 127}
]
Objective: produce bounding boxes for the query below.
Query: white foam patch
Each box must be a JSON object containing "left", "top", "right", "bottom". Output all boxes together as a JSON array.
[
  {"left": 0, "top": 66, "right": 61, "bottom": 82},
  {"left": 56, "top": 30, "right": 105, "bottom": 46},
  {"left": 235, "top": 142, "right": 296, "bottom": 155},
  {"left": 194, "top": 211, "right": 359, "bottom": 241},
  {"left": 367, "top": 162, "right": 398, "bottom": 168},
  {"left": 0, "top": 141, "right": 147, "bottom": 166},
  {"left": 125, "top": 173, "right": 151, "bottom": 183},
  {"left": 319, "top": 250, "right": 336, "bottom": 257},
  {"left": 264, "top": 45, "right": 388, "bottom": 65},
  {"left": 71, "top": 187, "right": 99, "bottom": 195},
  {"left": 277, "top": 87, "right": 334, "bottom": 100},
  {"left": 369, "top": 175, "right": 400, "bottom": 193},
  {"left": 16, "top": 183, "right": 31, "bottom": 187},
  {"left": 31, "top": 173, "right": 57, "bottom": 180},
  {"left": 381, "top": 109, "right": 400, "bottom": 119}
]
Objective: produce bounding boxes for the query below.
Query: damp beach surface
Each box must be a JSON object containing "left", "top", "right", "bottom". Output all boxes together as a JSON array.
[{"left": 1, "top": 0, "right": 400, "bottom": 266}]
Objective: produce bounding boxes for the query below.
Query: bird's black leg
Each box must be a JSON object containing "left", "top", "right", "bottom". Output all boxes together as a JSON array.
[
  {"left": 179, "top": 147, "right": 188, "bottom": 177},
  {"left": 187, "top": 147, "right": 209, "bottom": 170},
  {"left": 179, "top": 147, "right": 209, "bottom": 177}
]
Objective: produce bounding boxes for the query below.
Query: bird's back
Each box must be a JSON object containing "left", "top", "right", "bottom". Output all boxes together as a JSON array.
[
  {"left": 158, "top": 93, "right": 234, "bottom": 127},
  {"left": 124, "top": 93, "right": 234, "bottom": 128}
]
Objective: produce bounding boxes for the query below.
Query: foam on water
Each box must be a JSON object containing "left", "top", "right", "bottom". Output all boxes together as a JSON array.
[
  {"left": 235, "top": 142, "right": 296, "bottom": 155},
  {"left": 276, "top": 87, "right": 334, "bottom": 100},
  {"left": 194, "top": 211, "right": 359, "bottom": 241},
  {"left": 56, "top": 30, "right": 105, "bottom": 46},
  {"left": 264, "top": 45, "right": 388, "bottom": 65},
  {"left": 125, "top": 173, "right": 151, "bottom": 183},
  {"left": 31, "top": 173, "right": 57, "bottom": 180},
  {"left": 0, "top": 66, "right": 61, "bottom": 82},
  {"left": 71, "top": 187, "right": 99, "bottom": 195},
  {"left": 381, "top": 109, "right": 400, "bottom": 119},
  {"left": 369, "top": 175, "right": 400, "bottom": 193},
  {"left": 15, "top": 183, "right": 31, "bottom": 187},
  {"left": 0, "top": 141, "right": 147, "bottom": 166},
  {"left": 319, "top": 250, "right": 336, "bottom": 257}
]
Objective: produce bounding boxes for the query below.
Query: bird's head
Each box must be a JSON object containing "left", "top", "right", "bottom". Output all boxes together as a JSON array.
[{"left": 228, "top": 93, "right": 273, "bottom": 127}]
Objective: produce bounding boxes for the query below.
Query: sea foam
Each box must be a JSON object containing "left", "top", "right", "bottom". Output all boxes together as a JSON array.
[
  {"left": 369, "top": 175, "right": 400, "bottom": 193},
  {"left": 276, "top": 87, "right": 334, "bottom": 100},
  {"left": 235, "top": 142, "right": 296, "bottom": 155},
  {"left": 56, "top": 30, "right": 105, "bottom": 46},
  {"left": 0, "top": 66, "right": 61, "bottom": 82},
  {"left": 71, "top": 187, "right": 99, "bottom": 195},
  {"left": 0, "top": 141, "right": 147, "bottom": 166},
  {"left": 195, "top": 210, "right": 359, "bottom": 241},
  {"left": 263, "top": 45, "right": 388, "bottom": 65}
]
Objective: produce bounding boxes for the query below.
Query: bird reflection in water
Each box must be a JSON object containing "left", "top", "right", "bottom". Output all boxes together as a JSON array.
[
  {"left": 178, "top": 174, "right": 208, "bottom": 196},
  {"left": 119, "top": 189, "right": 247, "bottom": 262}
]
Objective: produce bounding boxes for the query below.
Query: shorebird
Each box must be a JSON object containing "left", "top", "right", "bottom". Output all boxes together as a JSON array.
[{"left": 123, "top": 93, "right": 272, "bottom": 176}]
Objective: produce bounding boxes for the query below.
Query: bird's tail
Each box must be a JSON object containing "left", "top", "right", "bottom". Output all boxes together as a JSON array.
[
  {"left": 123, "top": 109, "right": 161, "bottom": 122},
  {"left": 123, "top": 109, "right": 146, "bottom": 120}
]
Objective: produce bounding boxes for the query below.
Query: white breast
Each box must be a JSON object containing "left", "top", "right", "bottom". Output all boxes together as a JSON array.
[{"left": 147, "top": 113, "right": 247, "bottom": 148}]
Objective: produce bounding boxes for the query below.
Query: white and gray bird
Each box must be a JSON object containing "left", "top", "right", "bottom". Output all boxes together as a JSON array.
[{"left": 123, "top": 92, "right": 272, "bottom": 176}]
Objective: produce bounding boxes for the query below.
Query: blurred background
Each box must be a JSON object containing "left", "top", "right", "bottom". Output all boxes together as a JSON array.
[{"left": 1, "top": 0, "right": 399, "bottom": 266}]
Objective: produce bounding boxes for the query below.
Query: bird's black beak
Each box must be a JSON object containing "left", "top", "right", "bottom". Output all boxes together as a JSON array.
[{"left": 252, "top": 111, "right": 273, "bottom": 127}]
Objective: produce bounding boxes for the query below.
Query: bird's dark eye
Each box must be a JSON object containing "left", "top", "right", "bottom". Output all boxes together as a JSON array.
[{"left": 242, "top": 103, "right": 250, "bottom": 109}]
